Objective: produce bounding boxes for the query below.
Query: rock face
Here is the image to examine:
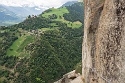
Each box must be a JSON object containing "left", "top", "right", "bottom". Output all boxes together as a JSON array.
[
  {"left": 54, "top": 70, "right": 84, "bottom": 83},
  {"left": 83, "top": 0, "right": 125, "bottom": 83}
]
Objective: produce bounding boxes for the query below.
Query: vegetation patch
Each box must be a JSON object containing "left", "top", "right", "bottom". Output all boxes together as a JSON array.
[
  {"left": 7, "top": 36, "right": 26, "bottom": 56},
  {"left": 42, "top": 7, "right": 82, "bottom": 28},
  {"left": 7, "top": 35, "right": 34, "bottom": 57}
]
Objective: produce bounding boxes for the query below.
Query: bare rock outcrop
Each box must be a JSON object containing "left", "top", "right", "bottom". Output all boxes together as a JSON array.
[
  {"left": 83, "top": 0, "right": 125, "bottom": 83},
  {"left": 54, "top": 70, "right": 84, "bottom": 83}
]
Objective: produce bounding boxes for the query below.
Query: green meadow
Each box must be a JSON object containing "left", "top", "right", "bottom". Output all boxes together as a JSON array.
[
  {"left": 7, "top": 35, "right": 34, "bottom": 57},
  {"left": 42, "top": 7, "right": 82, "bottom": 28}
]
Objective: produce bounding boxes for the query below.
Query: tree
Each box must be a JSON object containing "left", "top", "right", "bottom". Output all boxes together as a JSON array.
[{"left": 28, "top": 15, "right": 31, "bottom": 19}]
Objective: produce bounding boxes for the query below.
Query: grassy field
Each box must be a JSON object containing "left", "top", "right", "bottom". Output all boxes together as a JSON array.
[
  {"left": 42, "top": 7, "right": 82, "bottom": 28},
  {"left": 7, "top": 35, "right": 34, "bottom": 57},
  {"left": 39, "top": 27, "right": 57, "bottom": 31},
  {"left": 7, "top": 36, "right": 26, "bottom": 56},
  {"left": 42, "top": 7, "right": 69, "bottom": 19},
  {"left": 17, "top": 36, "right": 34, "bottom": 52}
]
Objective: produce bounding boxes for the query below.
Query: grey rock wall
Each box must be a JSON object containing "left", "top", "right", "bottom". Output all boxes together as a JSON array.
[{"left": 82, "top": 0, "right": 125, "bottom": 83}]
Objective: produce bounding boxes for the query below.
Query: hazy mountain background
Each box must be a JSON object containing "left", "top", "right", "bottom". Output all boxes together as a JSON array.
[
  {"left": 61, "top": 1, "right": 77, "bottom": 7},
  {"left": 0, "top": 5, "right": 46, "bottom": 26},
  {"left": 0, "top": 0, "right": 78, "bottom": 26}
]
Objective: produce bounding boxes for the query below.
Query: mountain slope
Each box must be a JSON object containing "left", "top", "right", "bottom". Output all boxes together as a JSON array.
[
  {"left": 41, "top": 6, "right": 82, "bottom": 28},
  {"left": 63, "top": 2, "right": 84, "bottom": 23},
  {"left": 0, "top": 2, "right": 83, "bottom": 83},
  {"left": 14, "top": 5, "right": 83, "bottom": 30}
]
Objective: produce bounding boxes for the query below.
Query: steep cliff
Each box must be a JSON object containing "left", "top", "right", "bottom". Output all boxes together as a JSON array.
[{"left": 83, "top": 0, "right": 125, "bottom": 83}]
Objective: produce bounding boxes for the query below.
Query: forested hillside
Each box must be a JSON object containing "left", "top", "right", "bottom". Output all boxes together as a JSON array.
[
  {"left": 0, "top": 2, "right": 83, "bottom": 83},
  {"left": 63, "top": 2, "right": 84, "bottom": 23}
]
